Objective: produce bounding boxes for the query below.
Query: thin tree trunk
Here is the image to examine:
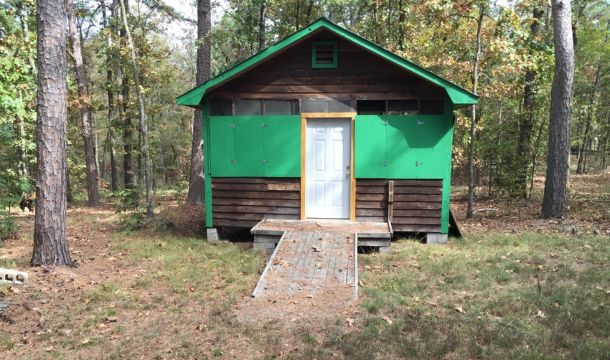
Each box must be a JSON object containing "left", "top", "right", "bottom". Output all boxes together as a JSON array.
[
  {"left": 119, "top": 0, "right": 153, "bottom": 217},
  {"left": 102, "top": 1, "right": 119, "bottom": 193},
  {"left": 67, "top": 0, "right": 98, "bottom": 206},
  {"left": 258, "top": 0, "right": 266, "bottom": 52},
  {"left": 517, "top": 7, "right": 543, "bottom": 197},
  {"left": 466, "top": 6, "right": 484, "bottom": 219},
  {"left": 295, "top": 0, "right": 300, "bottom": 31},
  {"left": 32, "top": 0, "right": 73, "bottom": 267},
  {"left": 576, "top": 63, "right": 603, "bottom": 174},
  {"left": 113, "top": 0, "right": 135, "bottom": 202},
  {"left": 186, "top": 0, "right": 211, "bottom": 205},
  {"left": 529, "top": 122, "right": 544, "bottom": 198},
  {"left": 305, "top": 0, "right": 314, "bottom": 23},
  {"left": 398, "top": 0, "right": 405, "bottom": 51},
  {"left": 542, "top": 0, "right": 575, "bottom": 218},
  {"left": 15, "top": 4, "right": 34, "bottom": 193}
]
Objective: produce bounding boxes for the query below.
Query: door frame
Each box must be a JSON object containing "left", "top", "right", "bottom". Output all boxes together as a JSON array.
[{"left": 300, "top": 112, "right": 357, "bottom": 221}]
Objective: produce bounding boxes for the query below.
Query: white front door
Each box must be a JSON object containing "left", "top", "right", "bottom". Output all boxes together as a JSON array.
[{"left": 306, "top": 119, "right": 351, "bottom": 219}]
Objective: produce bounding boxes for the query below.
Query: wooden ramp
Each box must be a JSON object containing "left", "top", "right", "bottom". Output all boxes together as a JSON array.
[{"left": 252, "top": 230, "right": 358, "bottom": 301}]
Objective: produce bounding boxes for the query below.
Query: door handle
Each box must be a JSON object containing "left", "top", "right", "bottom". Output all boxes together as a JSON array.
[{"left": 346, "top": 165, "right": 351, "bottom": 178}]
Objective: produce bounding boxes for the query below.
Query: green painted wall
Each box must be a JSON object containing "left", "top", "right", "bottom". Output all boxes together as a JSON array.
[
  {"left": 354, "top": 114, "right": 453, "bottom": 179},
  {"left": 208, "top": 116, "right": 301, "bottom": 177},
  {"left": 354, "top": 113, "right": 454, "bottom": 233},
  {"left": 205, "top": 112, "right": 455, "bottom": 234}
]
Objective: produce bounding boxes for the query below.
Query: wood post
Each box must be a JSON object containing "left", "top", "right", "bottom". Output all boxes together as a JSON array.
[{"left": 387, "top": 180, "right": 394, "bottom": 222}]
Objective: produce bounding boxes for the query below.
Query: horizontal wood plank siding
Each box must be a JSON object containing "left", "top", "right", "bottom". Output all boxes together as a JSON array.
[
  {"left": 208, "top": 32, "right": 445, "bottom": 101},
  {"left": 212, "top": 177, "right": 300, "bottom": 228},
  {"left": 356, "top": 179, "right": 442, "bottom": 233}
]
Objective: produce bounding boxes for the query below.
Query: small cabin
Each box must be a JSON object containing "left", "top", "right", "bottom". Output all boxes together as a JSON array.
[{"left": 177, "top": 18, "right": 478, "bottom": 245}]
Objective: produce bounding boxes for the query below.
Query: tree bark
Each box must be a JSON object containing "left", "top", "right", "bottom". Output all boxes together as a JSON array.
[
  {"left": 113, "top": 0, "right": 135, "bottom": 203},
  {"left": 258, "top": 0, "right": 266, "bottom": 52},
  {"left": 119, "top": 0, "right": 153, "bottom": 217},
  {"left": 305, "top": 0, "right": 314, "bottom": 23},
  {"left": 32, "top": 0, "right": 73, "bottom": 267},
  {"left": 186, "top": 0, "right": 211, "bottom": 205},
  {"left": 67, "top": 0, "right": 98, "bottom": 206},
  {"left": 466, "top": 6, "right": 484, "bottom": 219},
  {"left": 516, "top": 7, "right": 543, "bottom": 197},
  {"left": 542, "top": 0, "right": 575, "bottom": 218},
  {"left": 397, "top": 0, "right": 405, "bottom": 51},
  {"left": 576, "top": 48, "right": 604, "bottom": 173},
  {"left": 102, "top": 0, "right": 119, "bottom": 193}
]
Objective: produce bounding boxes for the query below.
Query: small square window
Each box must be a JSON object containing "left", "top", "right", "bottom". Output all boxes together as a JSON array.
[
  {"left": 312, "top": 41, "right": 338, "bottom": 68},
  {"left": 357, "top": 100, "right": 385, "bottom": 115},
  {"left": 387, "top": 100, "right": 418, "bottom": 115},
  {"left": 420, "top": 100, "right": 444, "bottom": 115},
  {"left": 209, "top": 98, "right": 232, "bottom": 116},
  {"left": 264, "top": 100, "right": 300, "bottom": 115},
  {"left": 236, "top": 99, "right": 262, "bottom": 115}
]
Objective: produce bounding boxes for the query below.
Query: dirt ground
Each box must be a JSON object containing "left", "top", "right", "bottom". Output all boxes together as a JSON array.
[{"left": 0, "top": 170, "right": 609, "bottom": 358}]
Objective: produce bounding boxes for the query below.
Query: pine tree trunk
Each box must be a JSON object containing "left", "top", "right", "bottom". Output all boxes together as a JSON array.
[
  {"left": 119, "top": 0, "right": 153, "bottom": 217},
  {"left": 542, "top": 0, "right": 575, "bottom": 218},
  {"left": 305, "top": 0, "right": 314, "bottom": 23},
  {"left": 398, "top": 0, "right": 405, "bottom": 51},
  {"left": 113, "top": 0, "right": 136, "bottom": 203},
  {"left": 186, "top": 0, "right": 211, "bottom": 205},
  {"left": 67, "top": 0, "right": 98, "bottom": 207},
  {"left": 576, "top": 61, "right": 603, "bottom": 174},
  {"left": 466, "top": 7, "right": 484, "bottom": 219},
  {"left": 258, "top": 0, "right": 266, "bottom": 52},
  {"left": 102, "top": 1, "right": 119, "bottom": 193},
  {"left": 32, "top": 0, "right": 73, "bottom": 267},
  {"left": 517, "top": 7, "right": 543, "bottom": 197},
  {"left": 295, "top": 0, "right": 300, "bottom": 31}
]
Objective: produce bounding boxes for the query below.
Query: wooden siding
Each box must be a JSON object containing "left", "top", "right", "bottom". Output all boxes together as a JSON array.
[
  {"left": 356, "top": 179, "right": 442, "bottom": 233},
  {"left": 207, "top": 31, "right": 445, "bottom": 101},
  {"left": 212, "top": 178, "right": 300, "bottom": 228}
]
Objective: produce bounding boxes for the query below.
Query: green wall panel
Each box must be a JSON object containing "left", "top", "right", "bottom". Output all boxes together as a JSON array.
[
  {"left": 386, "top": 116, "right": 418, "bottom": 178},
  {"left": 263, "top": 116, "right": 301, "bottom": 177},
  {"left": 355, "top": 115, "right": 453, "bottom": 179},
  {"left": 209, "top": 117, "right": 235, "bottom": 176},
  {"left": 354, "top": 116, "right": 387, "bottom": 178},
  {"left": 209, "top": 116, "right": 300, "bottom": 178},
  {"left": 233, "top": 119, "right": 264, "bottom": 176},
  {"left": 415, "top": 115, "right": 452, "bottom": 178}
]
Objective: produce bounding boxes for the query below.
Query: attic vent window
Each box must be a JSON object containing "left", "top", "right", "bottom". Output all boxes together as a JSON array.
[{"left": 312, "top": 41, "right": 337, "bottom": 68}]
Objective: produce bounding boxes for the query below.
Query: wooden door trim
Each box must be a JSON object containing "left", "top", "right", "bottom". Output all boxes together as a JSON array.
[{"left": 300, "top": 112, "right": 357, "bottom": 221}]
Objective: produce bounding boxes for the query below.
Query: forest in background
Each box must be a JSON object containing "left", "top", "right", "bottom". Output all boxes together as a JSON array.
[{"left": 1, "top": 0, "right": 609, "bottom": 240}]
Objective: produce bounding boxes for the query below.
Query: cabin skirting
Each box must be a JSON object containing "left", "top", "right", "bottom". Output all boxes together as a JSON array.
[
  {"left": 212, "top": 177, "right": 301, "bottom": 228},
  {"left": 211, "top": 177, "right": 442, "bottom": 233},
  {"left": 356, "top": 179, "right": 442, "bottom": 233}
]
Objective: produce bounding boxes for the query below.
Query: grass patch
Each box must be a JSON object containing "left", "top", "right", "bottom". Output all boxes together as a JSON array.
[
  {"left": 301, "top": 232, "right": 610, "bottom": 359},
  {"left": 114, "top": 233, "right": 265, "bottom": 304}
]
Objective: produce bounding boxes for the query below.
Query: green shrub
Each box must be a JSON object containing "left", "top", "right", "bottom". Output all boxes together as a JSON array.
[{"left": 0, "top": 212, "right": 18, "bottom": 244}]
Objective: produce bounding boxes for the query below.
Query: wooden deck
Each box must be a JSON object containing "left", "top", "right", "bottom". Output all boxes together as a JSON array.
[
  {"left": 251, "top": 219, "right": 392, "bottom": 250},
  {"left": 252, "top": 230, "right": 357, "bottom": 301}
]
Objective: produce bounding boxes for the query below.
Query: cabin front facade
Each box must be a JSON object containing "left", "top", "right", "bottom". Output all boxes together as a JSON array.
[{"left": 177, "top": 18, "right": 478, "bottom": 245}]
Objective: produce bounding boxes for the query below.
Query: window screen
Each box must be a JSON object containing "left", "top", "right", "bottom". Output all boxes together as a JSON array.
[
  {"left": 387, "top": 100, "right": 418, "bottom": 115},
  {"left": 302, "top": 99, "right": 353, "bottom": 113},
  {"left": 357, "top": 100, "right": 386, "bottom": 115},
  {"left": 264, "top": 100, "right": 299, "bottom": 115},
  {"left": 420, "top": 100, "right": 444, "bottom": 115},
  {"left": 209, "top": 98, "right": 232, "bottom": 116},
  {"left": 312, "top": 41, "right": 337, "bottom": 68},
  {"left": 235, "top": 99, "right": 262, "bottom": 115}
]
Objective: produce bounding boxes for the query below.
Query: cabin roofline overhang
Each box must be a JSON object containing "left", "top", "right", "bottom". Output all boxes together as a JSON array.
[{"left": 176, "top": 17, "right": 479, "bottom": 109}]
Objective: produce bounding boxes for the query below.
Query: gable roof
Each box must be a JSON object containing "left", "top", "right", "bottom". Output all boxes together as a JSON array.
[{"left": 176, "top": 17, "right": 478, "bottom": 108}]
